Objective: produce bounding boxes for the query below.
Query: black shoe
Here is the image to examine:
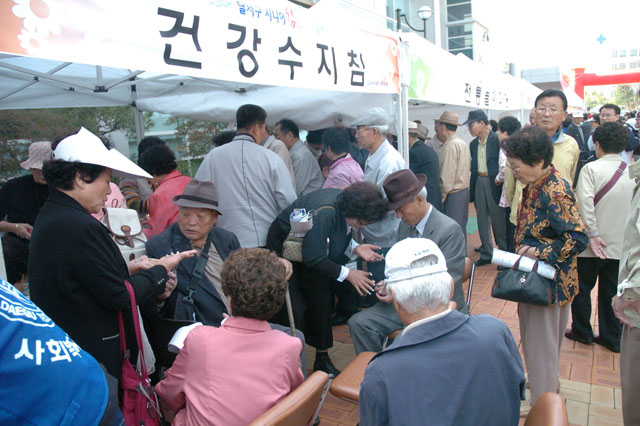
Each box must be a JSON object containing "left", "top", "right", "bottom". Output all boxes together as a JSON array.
[
  {"left": 474, "top": 246, "right": 482, "bottom": 252},
  {"left": 497, "top": 265, "right": 507, "bottom": 271},
  {"left": 313, "top": 356, "right": 341, "bottom": 378},
  {"left": 331, "top": 311, "right": 355, "bottom": 326},
  {"left": 564, "top": 329, "right": 593, "bottom": 345},
  {"left": 594, "top": 336, "right": 620, "bottom": 353},
  {"left": 474, "top": 259, "right": 491, "bottom": 267}
]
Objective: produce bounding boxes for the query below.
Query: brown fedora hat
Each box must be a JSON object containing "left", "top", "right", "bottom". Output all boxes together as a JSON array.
[
  {"left": 172, "top": 179, "right": 222, "bottom": 214},
  {"left": 383, "top": 169, "right": 427, "bottom": 210},
  {"left": 434, "top": 111, "right": 461, "bottom": 127}
]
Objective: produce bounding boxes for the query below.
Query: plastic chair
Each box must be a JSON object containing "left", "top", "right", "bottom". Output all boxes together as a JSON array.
[
  {"left": 329, "top": 351, "right": 376, "bottom": 402},
  {"left": 250, "top": 371, "right": 330, "bottom": 426},
  {"left": 524, "top": 392, "right": 569, "bottom": 426}
]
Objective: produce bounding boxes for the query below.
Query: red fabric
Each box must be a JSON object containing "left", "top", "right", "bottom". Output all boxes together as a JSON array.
[{"left": 144, "top": 170, "right": 191, "bottom": 238}]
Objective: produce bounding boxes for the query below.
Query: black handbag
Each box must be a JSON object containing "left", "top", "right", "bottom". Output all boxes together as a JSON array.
[{"left": 491, "top": 256, "right": 555, "bottom": 306}]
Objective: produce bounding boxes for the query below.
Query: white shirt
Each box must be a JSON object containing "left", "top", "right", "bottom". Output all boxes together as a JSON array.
[
  {"left": 401, "top": 309, "right": 453, "bottom": 336},
  {"left": 362, "top": 140, "right": 406, "bottom": 247}
]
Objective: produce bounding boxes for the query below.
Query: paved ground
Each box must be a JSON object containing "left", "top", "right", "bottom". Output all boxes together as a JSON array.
[{"left": 309, "top": 214, "right": 624, "bottom": 426}]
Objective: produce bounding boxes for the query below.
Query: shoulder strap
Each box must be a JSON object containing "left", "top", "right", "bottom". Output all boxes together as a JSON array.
[
  {"left": 186, "top": 233, "right": 213, "bottom": 296},
  {"left": 118, "top": 280, "right": 149, "bottom": 379},
  {"left": 594, "top": 161, "right": 627, "bottom": 206},
  {"left": 315, "top": 205, "right": 336, "bottom": 213}
]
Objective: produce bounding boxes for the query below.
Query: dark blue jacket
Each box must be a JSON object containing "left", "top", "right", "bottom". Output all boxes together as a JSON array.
[
  {"left": 146, "top": 222, "right": 240, "bottom": 326},
  {"left": 470, "top": 130, "right": 502, "bottom": 204},
  {"left": 409, "top": 140, "right": 443, "bottom": 211},
  {"left": 359, "top": 311, "right": 525, "bottom": 426}
]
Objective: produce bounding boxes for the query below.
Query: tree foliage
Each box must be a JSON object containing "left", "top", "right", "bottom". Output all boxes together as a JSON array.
[
  {"left": 614, "top": 85, "right": 640, "bottom": 111},
  {"left": 0, "top": 107, "right": 152, "bottom": 180},
  {"left": 585, "top": 91, "right": 608, "bottom": 110},
  {"left": 166, "top": 116, "right": 227, "bottom": 158}
]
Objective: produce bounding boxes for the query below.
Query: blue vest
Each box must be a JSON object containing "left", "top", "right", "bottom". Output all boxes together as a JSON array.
[{"left": 0, "top": 279, "right": 109, "bottom": 425}]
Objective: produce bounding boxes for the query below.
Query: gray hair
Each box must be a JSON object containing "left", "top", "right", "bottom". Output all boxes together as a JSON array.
[
  {"left": 418, "top": 186, "right": 427, "bottom": 201},
  {"left": 369, "top": 125, "right": 389, "bottom": 136},
  {"left": 387, "top": 256, "right": 451, "bottom": 314}
]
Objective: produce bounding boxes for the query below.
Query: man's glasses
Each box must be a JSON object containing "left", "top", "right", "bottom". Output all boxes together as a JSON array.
[{"left": 535, "top": 106, "right": 563, "bottom": 115}]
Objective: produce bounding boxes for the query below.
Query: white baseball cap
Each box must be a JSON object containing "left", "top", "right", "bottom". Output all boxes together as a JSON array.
[
  {"left": 53, "top": 127, "right": 152, "bottom": 179},
  {"left": 385, "top": 238, "right": 448, "bottom": 284}
]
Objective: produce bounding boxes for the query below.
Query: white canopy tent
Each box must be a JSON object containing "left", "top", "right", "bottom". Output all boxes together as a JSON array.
[
  {"left": 0, "top": 0, "right": 401, "bottom": 137},
  {"left": 0, "top": 0, "right": 542, "bottom": 163}
]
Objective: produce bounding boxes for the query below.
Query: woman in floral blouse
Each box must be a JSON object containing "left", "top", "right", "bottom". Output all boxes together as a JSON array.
[{"left": 503, "top": 126, "right": 588, "bottom": 407}]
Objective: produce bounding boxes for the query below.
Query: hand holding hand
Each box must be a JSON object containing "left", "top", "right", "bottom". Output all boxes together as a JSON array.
[
  {"left": 375, "top": 281, "right": 393, "bottom": 303},
  {"left": 354, "top": 244, "right": 384, "bottom": 263},
  {"left": 156, "top": 250, "right": 198, "bottom": 272},
  {"left": 127, "top": 255, "right": 160, "bottom": 274},
  {"left": 158, "top": 270, "right": 178, "bottom": 300},
  {"left": 346, "top": 270, "right": 375, "bottom": 296}
]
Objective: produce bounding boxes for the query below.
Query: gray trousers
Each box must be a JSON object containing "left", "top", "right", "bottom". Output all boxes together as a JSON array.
[
  {"left": 621, "top": 325, "right": 640, "bottom": 425},
  {"left": 518, "top": 302, "right": 570, "bottom": 404},
  {"left": 443, "top": 189, "right": 469, "bottom": 240},
  {"left": 475, "top": 176, "right": 506, "bottom": 260},
  {"left": 348, "top": 302, "right": 403, "bottom": 354}
]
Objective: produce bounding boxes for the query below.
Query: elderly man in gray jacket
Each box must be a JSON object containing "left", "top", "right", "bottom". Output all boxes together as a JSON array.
[
  {"left": 349, "top": 169, "right": 467, "bottom": 353},
  {"left": 195, "top": 104, "right": 296, "bottom": 248}
]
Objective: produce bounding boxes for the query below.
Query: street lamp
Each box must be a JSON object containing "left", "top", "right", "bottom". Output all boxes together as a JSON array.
[{"left": 395, "top": 5, "right": 432, "bottom": 39}]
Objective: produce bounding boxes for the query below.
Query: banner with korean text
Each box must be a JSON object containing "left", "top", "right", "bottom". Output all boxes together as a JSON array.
[{"left": 0, "top": 0, "right": 400, "bottom": 94}]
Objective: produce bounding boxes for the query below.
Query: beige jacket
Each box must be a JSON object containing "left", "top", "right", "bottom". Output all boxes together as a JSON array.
[
  {"left": 439, "top": 134, "right": 471, "bottom": 201},
  {"left": 505, "top": 132, "right": 579, "bottom": 226},
  {"left": 576, "top": 154, "right": 635, "bottom": 259},
  {"left": 617, "top": 161, "right": 640, "bottom": 327},
  {"left": 263, "top": 136, "right": 296, "bottom": 187},
  {"left": 552, "top": 132, "right": 579, "bottom": 186}
]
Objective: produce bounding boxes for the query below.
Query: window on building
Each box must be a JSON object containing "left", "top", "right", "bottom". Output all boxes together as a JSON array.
[
  {"left": 619, "top": 49, "right": 627, "bottom": 57},
  {"left": 630, "top": 49, "right": 638, "bottom": 57},
  {"left": 448, "top": 35, "right": 473, "bottom": 50},
  {"left": 447, "top": 3, "right": 471, "bottom": 22},
  {"left": 448, "top": 24, "right": 472, "bottom": 38},
  {"left": 630, "top": 62, "right": 638, "bottom": 69}
]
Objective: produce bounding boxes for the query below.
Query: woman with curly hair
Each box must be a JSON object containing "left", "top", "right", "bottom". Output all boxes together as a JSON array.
[
  {"left": 267, "top": 182, "right": 389, "bottom": 377},
  {"left": 138, "top": 144, "right": 192, "bottom": 238},
  {"left": 503, "top": 126, "right": 588, "bottom": 407},
  {"left": 156, "top": 248, "right": 304, "bottom": 426}
]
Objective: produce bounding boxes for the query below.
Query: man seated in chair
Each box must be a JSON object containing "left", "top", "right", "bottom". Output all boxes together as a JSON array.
[
  {"left": 359, "top": 238, "right": 524, "bottom": 425},
  {"left": 348, "top": 169, "right": 467, "bottom": 353}
]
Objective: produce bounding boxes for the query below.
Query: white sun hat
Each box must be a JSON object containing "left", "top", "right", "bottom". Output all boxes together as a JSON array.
[
  {"left": 53, "top": 128, "right": 152, "bottom": 179},
  {"left": 385, "top": 238, "right": 448, "bottom": 284}
]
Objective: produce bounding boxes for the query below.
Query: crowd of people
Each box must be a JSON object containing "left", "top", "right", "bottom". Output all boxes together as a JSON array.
[{"left": 2, "top": 92, "right": 640, "bottom": 425}]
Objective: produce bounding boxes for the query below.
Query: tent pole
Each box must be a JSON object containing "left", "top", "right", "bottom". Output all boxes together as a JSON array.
[
  {"left": 399, "top": 40, "right": 410, "bottom": 166},
  {"left": 133, "top": 106, "right": 145, "bottom": 144}
]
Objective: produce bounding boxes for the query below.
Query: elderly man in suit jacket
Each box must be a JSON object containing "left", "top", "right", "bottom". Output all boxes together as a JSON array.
[
  {"left": 465, "top": 110, "right": 507, "bottom": 266},
  {"left": 348, "top": 169, "right": 467, "bottom": 354}
]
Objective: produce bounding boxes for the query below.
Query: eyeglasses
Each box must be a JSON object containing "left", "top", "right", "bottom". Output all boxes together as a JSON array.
[
  {"left": 599, "top": 113, "right": 616, "bottom": 118},
  {"left": 535, "top": 106, "right": 563, "bottom": 115},
  {"left": 506, "top": 161, "right": 521, "bottom": 172},
  {"left": 467, "top": 121, "right": 479, "bottom": 129},
  {"left": 354, "top": 127, "right": 371, "bottom": 134}
]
